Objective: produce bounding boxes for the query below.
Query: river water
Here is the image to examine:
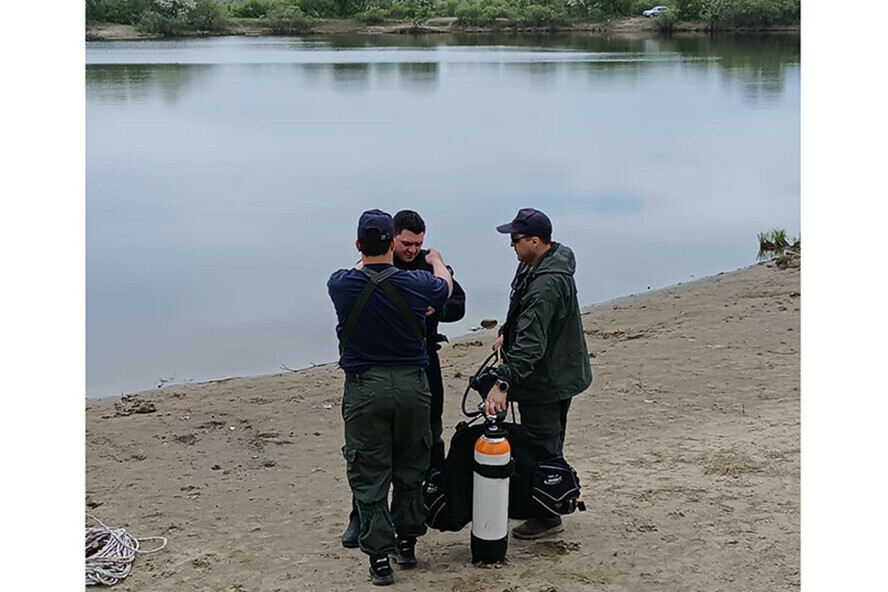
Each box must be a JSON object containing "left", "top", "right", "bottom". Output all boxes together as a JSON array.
[{"left": 86, "top": 33, "right": 800, "bottom": 398}]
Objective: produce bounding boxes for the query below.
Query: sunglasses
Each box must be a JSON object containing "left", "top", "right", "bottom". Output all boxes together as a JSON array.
[{"left": 510, "top": 234, "right": 532, "bottom": 244}]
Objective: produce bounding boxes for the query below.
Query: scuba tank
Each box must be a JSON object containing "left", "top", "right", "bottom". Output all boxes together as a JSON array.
[
  {"left": 471, "top": 415, "right": 512, "bottom": 564},
  {"left": 463, "top": 350, "right": 516, "bottom": 564}
]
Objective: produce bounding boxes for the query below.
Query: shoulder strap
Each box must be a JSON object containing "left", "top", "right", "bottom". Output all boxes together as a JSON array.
[
  {"left": 338, "top": 266, "right": 425, "bottom": 354},
  {"left": 378, "top": 279, "right": 426, "bottom": 349}
]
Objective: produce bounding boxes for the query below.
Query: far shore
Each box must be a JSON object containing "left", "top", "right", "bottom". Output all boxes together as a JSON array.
[{"left": 86, "top": 16, "right": 800, "bottom": 41}]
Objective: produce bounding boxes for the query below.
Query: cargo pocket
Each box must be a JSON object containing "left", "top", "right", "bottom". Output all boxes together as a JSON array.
[
  {"left": 344, "top": 443, "right": 390, "bottom": 502},
  {"left": 342, "top": 375, "right": 375, "bottom": 422},
  {"left": 341, "top": 445, "right": 356, "bottom": 466}
]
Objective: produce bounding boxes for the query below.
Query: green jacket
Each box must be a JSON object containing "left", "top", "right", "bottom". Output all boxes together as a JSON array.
[{"left": 496, "top": 243, "right": 592, "bottom": 403}]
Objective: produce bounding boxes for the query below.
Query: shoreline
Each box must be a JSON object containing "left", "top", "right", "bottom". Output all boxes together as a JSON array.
[
  {"left": 86, "top": 253, "right": 800, "bottom": 590},
  {"left": 89, "top": 261, "right": 759, "bottom": 402},
  {"left": 86, "top": 17, "right": 801, "bottom": 41}
]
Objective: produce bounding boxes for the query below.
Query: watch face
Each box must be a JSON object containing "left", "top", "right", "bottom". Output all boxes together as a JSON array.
[{"left": 498, "top": 381, "right": 508, "bottom": 392}]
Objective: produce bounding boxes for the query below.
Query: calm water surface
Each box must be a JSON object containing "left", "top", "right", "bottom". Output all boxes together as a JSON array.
[{"left": 86, "top": 34, "right": 800, "bottom": 398}]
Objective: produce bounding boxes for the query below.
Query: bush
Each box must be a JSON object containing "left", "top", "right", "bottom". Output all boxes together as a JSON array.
[
  {"left": 87, "top": 0, "right": 154, "bottom": 24},
  {"left": 359, "top": 5, "right": 387, "bottom": 22},
  {"left": 672, "top": 0, "right": 703, "bottom": 19},
  {"left": 522, "top": 4, "right": 568, "bottom": 27},
  {"left": 386, "top": 2, "right": 408, "bottom": 18},
  {"left": 227, "top": 0, "right": 273, "bottom": 17},
  {"left": 266, "top": 2, "right": 313, "bottom": 32},
  {"left": 154, "top": 0, "right": 196, "bottom": 18},
  {"left": 701, "top": 0, "right": 799, "bottom": 30},
  {"left": 137, "top": 8, "right": 188, "bottom": 34},
  {"left": 455, "top": 2, "right": 490, "bottom": 25},
  {"left": 437, "top": 0, "right": 459, "bottom": 16},
  {"left": 654, "top": 9, "right": 678, "bottom": 31},
  {"left": 188, "top": 0, "right": 229, "bottom": 29},
  {"left": 298, "top": 0, "right": 337, "bottom": 17}
]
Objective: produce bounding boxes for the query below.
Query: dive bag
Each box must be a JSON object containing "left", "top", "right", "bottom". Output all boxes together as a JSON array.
[{"left": 423, "top": 422, "right": 584, "bottom": 532}]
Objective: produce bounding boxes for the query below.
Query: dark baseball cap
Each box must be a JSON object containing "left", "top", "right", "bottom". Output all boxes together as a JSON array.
[
  {"left": 357, "top": 209, "right": 394, "bottom": 240},
  {"left": 496, "top": 208, "right": 552, "bottom": 239}
]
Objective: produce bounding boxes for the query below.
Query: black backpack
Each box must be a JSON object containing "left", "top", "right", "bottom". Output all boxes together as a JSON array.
[{"left": 424, "top": 422, "right": 584, "bottom": 532}]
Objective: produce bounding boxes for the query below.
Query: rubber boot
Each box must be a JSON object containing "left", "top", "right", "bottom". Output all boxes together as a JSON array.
[{"left": 341, "top": 499, "right": 360, "bottom": 549}]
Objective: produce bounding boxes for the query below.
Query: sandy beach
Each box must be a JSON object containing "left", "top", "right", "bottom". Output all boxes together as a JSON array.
[{"left": 85, "top": 254, "right": 800, "bottom": 591}]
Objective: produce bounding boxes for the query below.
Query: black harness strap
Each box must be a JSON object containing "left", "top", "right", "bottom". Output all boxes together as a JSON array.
[
  {"left": 378, "top": 278, "right": 426, "bottom": 349},
  {"left": 338, "top": 266, "right": 425, "bottom": 354},
  {"left": 473, "top": 458, "right": 516, "bottom": 480}
]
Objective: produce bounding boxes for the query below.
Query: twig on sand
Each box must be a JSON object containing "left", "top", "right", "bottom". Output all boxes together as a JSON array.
[{"left": 281, "top": 362, "right": 332, "bottom": 373}]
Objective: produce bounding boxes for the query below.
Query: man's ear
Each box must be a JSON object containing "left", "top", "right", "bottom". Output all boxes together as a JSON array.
[{"left": 355, "top": 239, "right": 361, "bottom": 252}]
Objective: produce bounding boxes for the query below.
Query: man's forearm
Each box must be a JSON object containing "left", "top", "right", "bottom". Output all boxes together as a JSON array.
[{"left": 431, "top": 259, "right": 453, "bottom": 298}]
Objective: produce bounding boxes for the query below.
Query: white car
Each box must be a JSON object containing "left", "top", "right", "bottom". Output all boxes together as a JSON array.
[{"left": 643, "top": 6, "right": 670, "bottom": 17}]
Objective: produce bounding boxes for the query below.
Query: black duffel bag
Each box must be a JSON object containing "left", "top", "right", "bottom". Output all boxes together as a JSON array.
[{"left": 423, "top": 422, "right": 584, "bottom": 532}]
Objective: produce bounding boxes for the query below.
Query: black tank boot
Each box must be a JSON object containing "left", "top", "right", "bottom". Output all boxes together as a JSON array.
[{"left": 341, "top": 499, "right": 360, "bottom": 549}]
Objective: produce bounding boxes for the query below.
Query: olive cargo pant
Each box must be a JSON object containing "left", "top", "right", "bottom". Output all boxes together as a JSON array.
[{"left": 342, "top": 365, "right": 432, "bottom": 557}]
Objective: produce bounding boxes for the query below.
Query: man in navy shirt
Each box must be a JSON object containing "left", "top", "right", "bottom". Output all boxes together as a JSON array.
[{"left": 328, "top": 209, "right": 451, "bottom": 586}]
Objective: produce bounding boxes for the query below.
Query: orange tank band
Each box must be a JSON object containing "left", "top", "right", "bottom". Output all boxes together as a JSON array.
[{"left": 475, "top": 437, "right": 511, "bottom": 455}]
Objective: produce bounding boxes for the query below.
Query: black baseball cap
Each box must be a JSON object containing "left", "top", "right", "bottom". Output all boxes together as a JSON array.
[
  {"left": 496, "top": 208, "right": 552, "bottom": 239},
  {"left": 357, "top": 209, "right": 394, "bottom": 240}
]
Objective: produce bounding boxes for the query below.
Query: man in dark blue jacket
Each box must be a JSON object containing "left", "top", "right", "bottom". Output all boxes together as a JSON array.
[
  {"left": 328, "top": 209, "right": 452, "bottom": 585},
  {"left": 340, "top": 210, "right": 467, "bottom": 551}
]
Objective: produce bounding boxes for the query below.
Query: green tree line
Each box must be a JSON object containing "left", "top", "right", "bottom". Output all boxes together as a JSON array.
[{"left": 86, "top": 0, "right": 801, "bottom": 36}]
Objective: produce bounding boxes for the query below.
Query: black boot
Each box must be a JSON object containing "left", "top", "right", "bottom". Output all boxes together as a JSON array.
[
  {"left": 389, "top": 536, "right": 417, "bottom": 568},
  {"left": 341, "top": 503, "right": 360, "bottom": 549},
  {"left": 369, "top": 554, "right": 394, "bottom": 586},
  {"left": 511, "top": 516, "right": 564, "bottom": 540}
]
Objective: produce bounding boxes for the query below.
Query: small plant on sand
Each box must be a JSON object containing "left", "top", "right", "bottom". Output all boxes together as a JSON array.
[{"left": 757, "top": 228, "right": 798, "bottom": 261}]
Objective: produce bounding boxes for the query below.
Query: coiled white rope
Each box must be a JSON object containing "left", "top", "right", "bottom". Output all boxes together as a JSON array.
[{"left": 85, "top": 513, "right": 168, "bottom": 586}]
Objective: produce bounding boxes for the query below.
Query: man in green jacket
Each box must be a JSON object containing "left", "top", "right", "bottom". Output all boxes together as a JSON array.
[{"left": 483, "top": 207, "right": 593, "bottom": 539}]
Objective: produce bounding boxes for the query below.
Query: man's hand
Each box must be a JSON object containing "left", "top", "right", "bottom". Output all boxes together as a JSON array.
[
  {"left": 424, "top": 248, "right": 442, "bottom": 266},
  {"left": 492, "top": 334, "right": 504, "bottom": 352},
  {"left": 425, "top": 306, "right": 436, "bottom": 317},
  {"left": 483, "top": 383, "right": 508, "bottom": 416}
]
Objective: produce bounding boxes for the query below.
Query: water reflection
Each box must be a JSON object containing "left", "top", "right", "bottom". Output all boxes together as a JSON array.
[
  {"left": 331, "top": 62, "right": 372, "bottom": 90},
  {"left": 86, "top": 64, "right": 211, "bottom": 105},
  {"left": 398, "top": 62, "right": 439, "bottom": 90}
]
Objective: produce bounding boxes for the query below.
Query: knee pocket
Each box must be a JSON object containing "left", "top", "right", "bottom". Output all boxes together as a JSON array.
[{"left": 342, "top": 444, "right": 391, "bottom": 502}]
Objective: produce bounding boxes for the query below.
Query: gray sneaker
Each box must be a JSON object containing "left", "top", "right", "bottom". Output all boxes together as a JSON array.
[{"left": 511, "top": 517, "right": 564, "bottom": 540}]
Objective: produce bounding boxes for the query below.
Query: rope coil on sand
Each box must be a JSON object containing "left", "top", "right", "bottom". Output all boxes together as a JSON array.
[{"left": 85, "top": 513, "right": 168, "bottom": 586}]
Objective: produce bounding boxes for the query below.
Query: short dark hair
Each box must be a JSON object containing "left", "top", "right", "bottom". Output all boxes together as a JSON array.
[
  {"left": 393, "top": 210, "right": 426, "bottom": 235},
  {"left": 357, "top": 229, "right": 392, "bottom": 256}
]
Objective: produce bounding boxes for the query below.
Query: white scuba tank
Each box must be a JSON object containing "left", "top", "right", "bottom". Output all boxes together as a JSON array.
[{"left": 471, "top": 420, "right": 512, "bottom": 564}]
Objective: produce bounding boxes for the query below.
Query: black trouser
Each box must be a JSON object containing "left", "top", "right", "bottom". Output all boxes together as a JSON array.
[
  {"left": 517, "top": 398, "right": 573, "bottom": 461},
  {"left": 426, "top": 349, "right": 446, "bottom": 470}
]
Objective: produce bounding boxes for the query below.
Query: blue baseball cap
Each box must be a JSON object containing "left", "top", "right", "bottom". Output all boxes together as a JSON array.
[
  {"left": 496, "top": 208, "right": 552, "bottom": 239},
  {"left": 357, "top": 209, "right": 394, "bottom": 240}
]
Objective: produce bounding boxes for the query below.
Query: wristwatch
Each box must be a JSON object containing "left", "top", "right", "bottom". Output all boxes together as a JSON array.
[{"left": 496, "top": 379, "right": 510, "bottom": 393}]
